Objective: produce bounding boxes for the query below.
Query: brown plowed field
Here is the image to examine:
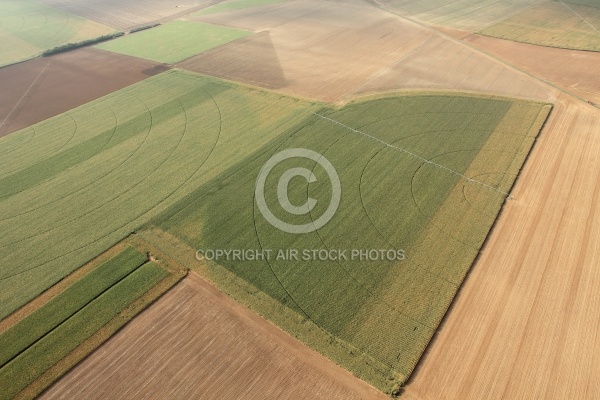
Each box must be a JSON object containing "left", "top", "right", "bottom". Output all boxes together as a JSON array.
[
  {"left": 0, "top": 48, "right": 161, "bottom": 137},
  {"left": 40, "top": 273, "right": 387, "bottom": 400},
  {"left": 40, "top": 0, "right": 222, "bottom": 30},
  {"left": 465, "top": 34, "right": 600, "bottom": 104},
  {"left": 182, "top": 0, "right": 434, "bottom": 102},
  {"left": 402, "top": 95, "right": 600, "bottom": 399}
]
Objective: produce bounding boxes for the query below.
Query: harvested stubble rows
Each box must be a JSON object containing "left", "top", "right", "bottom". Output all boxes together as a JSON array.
[
  {"left": 40, "top": 272, "right": 389, "bottom": 400},
  {"left": 480, "top": 1, "right": 600, "bottom": 51},
  {"left": 184, "top": 0, "right": 555, "bottom": 103},
  {"left": 373, "top": 0, "right": 543, "bottom": 32}
]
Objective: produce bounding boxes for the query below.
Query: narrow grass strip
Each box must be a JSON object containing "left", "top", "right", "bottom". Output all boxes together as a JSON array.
[
  {"left": 0, "top": 262, "right": 167, "bottom": 400},
  {"left": 0, "top": 247, "right": 146, "bottom": 368}
]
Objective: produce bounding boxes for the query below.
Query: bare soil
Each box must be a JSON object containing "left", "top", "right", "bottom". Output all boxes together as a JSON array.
[
  {"left": 182, "top": 0, "right": 434, "bottom": 102},
  {"left": 353, "top": 33, "right": 555, "bottom": 102},
  {"left": 466, "top": 34, "right": 600, "bottom": 104},
  {"left": 0, "top": 48, "right": 162, "bottom": 137},
  {"left": 40, "top": 273, "right": 387, "bottom": 400}
]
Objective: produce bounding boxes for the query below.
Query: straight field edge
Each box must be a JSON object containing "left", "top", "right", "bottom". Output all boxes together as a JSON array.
[
  {"left": 138, "top": 226, "right": 406, "bottom": 395},
  {"left": 12, "top": 235, "right": 187, "bottom": 400},
  {"left": 136, "top": 100, "right": 554, "bottom": 397},
  {"left": 401, "top": 102, "right": 554, "bottom": 392}
]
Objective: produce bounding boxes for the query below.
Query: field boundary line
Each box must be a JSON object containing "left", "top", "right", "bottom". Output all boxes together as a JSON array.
[
  {"left": 311, "top": 111, "right": 512, "bottom": 198},
  {"left": 370, "top": 0, "right": 600, "bottom": 109},
  {"left": 558, "top": 0, "right": 600, "bottom": 35},
  {"left": 0, "top": 61, "right": 51, "bottom": 129},
  {"left": 345, "top": 32, "right": 436, "bottom": 100}
]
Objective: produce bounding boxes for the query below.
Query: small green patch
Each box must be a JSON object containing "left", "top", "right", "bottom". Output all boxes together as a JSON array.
[{"left": 95, "top": 21, "right": 251, "bottom": 63}]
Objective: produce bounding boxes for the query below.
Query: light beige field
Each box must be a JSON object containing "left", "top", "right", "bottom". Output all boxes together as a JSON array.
[
  {"left": 182, "top": 0, "right": 434, "bottom": 101},
  {"left": 352, "top": 32, "right": 554, "bottom": 102},
  {"left": 466, "top": 34, "right": 600, "bottom": 104},
  {"left": 375, "top": 0, "right": 544, "bottom": 32},
  {"left": 40, "top": 273, "right": 387, "bottom": 400},
  {"left": 40, "top": 0, "right": 221, "bottom": 30},
  {"left": 479, "top": 1, "right": 600, "bottom": 51},
  {"left": 180, "top": 0, "right": 561, "bottom": 103}
]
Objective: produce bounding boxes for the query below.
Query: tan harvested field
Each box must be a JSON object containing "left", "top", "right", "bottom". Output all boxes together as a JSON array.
[
  {"left": 40, "top": 0, "right": 222, "bottom": 30},
  {"left": 402, "top": 96, "right": 600, "bottom": 399},
  {"left": 353, "top": 33, "right": 555, "bottom": 102},
  {"left": 181, "top": 0, "right": 435, "bottom": 102},
  {"left": 40, "top": 273, "right": 387, "bottom": 400},
  {"left": 0, "top": 47, "right": 162, "bottom": 137},
  {"left": 479, "top": 1, "right": 600, "bottom": 51},
  {"left": 466, "top": 34, "right": 600, "bottom": 104},
  {"left": 180, "top": 0, "right": 559, "bottom": 103},
  {"left": 375, "top": 0, "right": 544, "bottom": 32}
]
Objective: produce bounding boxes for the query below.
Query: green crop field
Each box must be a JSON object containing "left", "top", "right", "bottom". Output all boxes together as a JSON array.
[
  {"left": 0, "top": 0, "right": 116, "bottom": 67},
  {"left": 0, "top": 68, "right": 551, "bottom": 393},
  {"left": 0, "top": 69, "right": 314, "bottom": 320},
  {"left": 95, "top": 21, "right": 251, "bottom": 63},
  {"left": 196, "top": 0, "right": 289, "bottom": 15},
  {"left": 0, "top": 247, "right": 167, "bottom": 400},
  {"left": 480, "top": 1, "right": 600, "bottom": 51},
  {"left": 151, "top": 91, "right": 551, "bottom": 391}
]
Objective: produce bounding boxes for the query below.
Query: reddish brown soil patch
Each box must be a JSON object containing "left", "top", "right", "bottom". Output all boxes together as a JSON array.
[
  {"left": 40, "top": 273, "right": 387, "bottom": 400},
  {"left": 0, "top": 48, "right": 161, "bottom": 137}
]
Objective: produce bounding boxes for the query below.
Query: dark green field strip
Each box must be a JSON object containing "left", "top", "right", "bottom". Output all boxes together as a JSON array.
[
  {"left": 0, "top": 261, "right": 167, "bottom": 400},
  {"left": 0, "top": 247, "right": 146, "bottom": 368}
]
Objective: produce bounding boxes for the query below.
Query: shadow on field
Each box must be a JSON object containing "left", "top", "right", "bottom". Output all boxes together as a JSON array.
[{"left": 178, "top": 31, "right": 288, "bottom": 90}]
